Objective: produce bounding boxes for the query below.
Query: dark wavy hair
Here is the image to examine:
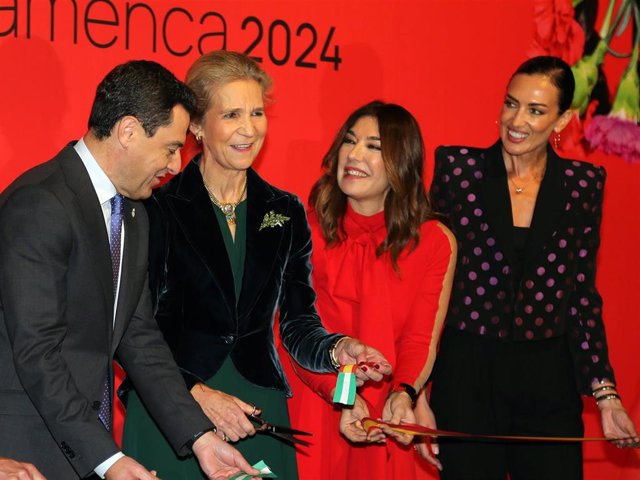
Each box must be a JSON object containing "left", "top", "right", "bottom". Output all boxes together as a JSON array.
[
  {"left": 88, "top": 60, "right": 196, "bottom": 139},
  {"left": 309, "top": 101, "right": 439, "bottom": 271}
]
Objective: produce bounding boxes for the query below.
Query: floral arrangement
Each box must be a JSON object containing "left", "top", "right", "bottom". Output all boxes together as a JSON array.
[{"left": 530, "top": 0, "right": 640, "bottom": 164}]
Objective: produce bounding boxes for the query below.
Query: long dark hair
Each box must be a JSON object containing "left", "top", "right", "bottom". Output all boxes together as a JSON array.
[{"left": 309, "top": 101, "right": 439, "bottom": 271}]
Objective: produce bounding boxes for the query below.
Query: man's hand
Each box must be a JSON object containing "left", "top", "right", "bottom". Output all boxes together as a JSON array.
[
  {"left": 333, "top": 338, "right": 392, "bottom": 386},
  {"left": 192, "top": 431, "right": 260, "bottom": 480},
  {"left": 339, "top": 394, "right": 385, "bottom": 444},
  {"left": 191, "top": 384, "right": 259, "bottom": 442},
  {"left": 104, "top": 456, "right": 158, "bottom": 480},
  {"left": 0, "top": 457, "right": 46, "bottom": 480}
]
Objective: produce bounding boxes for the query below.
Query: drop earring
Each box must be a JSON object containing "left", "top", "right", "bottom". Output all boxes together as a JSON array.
[{"left": 553, "top": 131, "right": 560, "bottom": 149}]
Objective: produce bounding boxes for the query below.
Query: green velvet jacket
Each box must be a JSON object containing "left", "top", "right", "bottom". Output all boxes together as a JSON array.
[{"left": 144, "top": 160, "right": 341, "bottom": 395}]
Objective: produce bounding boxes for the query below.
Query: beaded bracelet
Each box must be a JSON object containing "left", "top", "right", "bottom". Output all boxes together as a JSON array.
[
  {"left": 592, "top": 385, "right": 616, "bottom": 396},
  {"left": 595, "top": 393, "right": 621, "bottom": 404}
]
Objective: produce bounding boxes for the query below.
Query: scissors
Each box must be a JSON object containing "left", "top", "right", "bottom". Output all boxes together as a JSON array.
[{"left": 248, "top": 413, "right": 312, "bottom": 446}]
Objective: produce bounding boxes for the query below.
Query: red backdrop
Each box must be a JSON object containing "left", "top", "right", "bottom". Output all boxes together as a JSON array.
[{"left": 1, "top": 1, "right": 638, "bottom": 478}]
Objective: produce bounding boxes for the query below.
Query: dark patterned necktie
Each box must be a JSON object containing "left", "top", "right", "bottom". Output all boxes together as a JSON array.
[
  {"left": 109, "top": 193, "right": 124, "bottom": 293},
  {"left": 98, "top": 193, "right": 124, "bottom": 431}
]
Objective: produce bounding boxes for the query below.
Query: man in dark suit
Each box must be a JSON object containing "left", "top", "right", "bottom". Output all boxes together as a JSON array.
[{"left": 0, "top": 60, "right": 259, "bottom": 480}]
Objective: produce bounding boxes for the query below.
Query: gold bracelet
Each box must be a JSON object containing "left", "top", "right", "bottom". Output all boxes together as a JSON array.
[
  {"left": 595, "top": 393, "right": 621, "bottom": 404},
  {"left": 329, "top": 336, "right": 350, "bottom": 371},
  {"left": 592, "top": 385, "right": 616, "bottom": 396}
]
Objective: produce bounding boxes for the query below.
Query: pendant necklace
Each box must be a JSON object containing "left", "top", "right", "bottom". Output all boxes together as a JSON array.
[
  {"left": 204, "top": 178, "right": 247, "bottom": 225},
  {"left": 508, "top": 159, "right": 546, "bottom": 195},
  {"left": 508, "top": 176, "right": 526, "bottom": 194}
]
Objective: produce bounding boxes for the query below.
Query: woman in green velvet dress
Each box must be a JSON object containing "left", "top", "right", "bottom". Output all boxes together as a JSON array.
[{"left": 122, "top": 50, "right": 391, "bottom": 478}]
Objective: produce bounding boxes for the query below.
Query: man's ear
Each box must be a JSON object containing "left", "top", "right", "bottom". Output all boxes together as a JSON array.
[{"left": 116, "top": 116, "right": 141, "bottom": 147}]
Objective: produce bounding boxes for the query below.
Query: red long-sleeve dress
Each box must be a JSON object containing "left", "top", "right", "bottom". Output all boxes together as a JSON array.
[{"left": 280, "top": 205, "right": 455, "bottom": 480}]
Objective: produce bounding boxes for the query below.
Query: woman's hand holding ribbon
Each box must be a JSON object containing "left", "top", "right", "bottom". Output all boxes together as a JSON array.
[
  {"left": 598, "top": 399, "right": 640, "bottom": 448},
  {"left": 333, "top": 338, "right": 392, "bottom": 386},
  {"left": 339, "top": 394, "right": 385, "bottom": 444},
  {"left": 413, "top": 389, "right": 443, "bottom": 471},
  {"left": 380, "top": 391, "right": 415, "bottom": 445}
]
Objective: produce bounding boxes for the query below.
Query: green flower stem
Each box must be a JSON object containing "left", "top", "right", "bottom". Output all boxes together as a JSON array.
[
  {"left": 602, "top": 0, "right": 633, "bottom": 45},
  {"left": 570, "top": 0, "right": 635, "bottom": 114},
  {"left": 610, "top": 9, "right": 639, "bottom": 121},
  {"left": 571, "top": 39, "right": 609, "bottom": 113},
  {"left": 599, "top": 0, "right": 617, "bottom": 40},
  {"left": 592, "top": 37, "right": 609, "bottom": 66}
]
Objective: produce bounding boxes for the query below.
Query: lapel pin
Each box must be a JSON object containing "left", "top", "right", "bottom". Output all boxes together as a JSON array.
[{"left": 131, "top": 208, "right": 136, "bottom": 218}]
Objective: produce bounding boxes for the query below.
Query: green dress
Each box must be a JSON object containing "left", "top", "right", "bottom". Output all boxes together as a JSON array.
[{"left": 122, "top": 200, "right": 299, "bottom": 479}]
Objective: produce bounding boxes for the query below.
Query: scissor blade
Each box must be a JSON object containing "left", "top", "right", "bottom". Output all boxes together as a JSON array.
[
  {"left": 270, "top": 424, "right": 312, "bottom": 437},
  {"left": 248, "top": 413, "right": 313, "bottom": 439},
  {"left": 259, "top": 430, "right": 312, "bottom": 446}
]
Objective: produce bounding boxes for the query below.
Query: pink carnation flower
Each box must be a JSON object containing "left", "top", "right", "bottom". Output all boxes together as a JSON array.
[
  {"left": 585, "top": 36, "right": 639, "bottom": 164},
  {"left": 585, "top": 116, "right": 640, "bottom": 164}
]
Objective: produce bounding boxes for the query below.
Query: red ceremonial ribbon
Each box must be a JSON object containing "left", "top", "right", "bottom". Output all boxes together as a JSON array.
[{"left": 362, "top": 418, "right": 639, "bottom": 444}]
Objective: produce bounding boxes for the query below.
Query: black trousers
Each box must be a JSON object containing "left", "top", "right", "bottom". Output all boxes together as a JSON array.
[{"left": 430, "top": 328, "right": 584, "bottom": 480}]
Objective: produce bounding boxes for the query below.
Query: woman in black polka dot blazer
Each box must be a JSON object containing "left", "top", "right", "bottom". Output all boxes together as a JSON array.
[{"left": 425, "top": 56, "right": 638, "bottom": 480}]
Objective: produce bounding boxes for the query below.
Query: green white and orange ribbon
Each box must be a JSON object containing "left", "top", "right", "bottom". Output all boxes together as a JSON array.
[
  {"left": 230, "top": 460, "right": 277, "bottom": 479},
  {"left": 333, "top": 364, "right": 357, "bottom": 405}
]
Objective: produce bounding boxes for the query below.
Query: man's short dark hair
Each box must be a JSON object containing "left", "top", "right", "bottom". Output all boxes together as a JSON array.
[{"left": 88, "top": 60, "right": 196, "bottom": 139}]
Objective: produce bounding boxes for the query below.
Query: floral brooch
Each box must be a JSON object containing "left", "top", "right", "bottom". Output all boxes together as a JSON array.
[{"left": 259, "top": 210, "right": 290, "bottom": 231}]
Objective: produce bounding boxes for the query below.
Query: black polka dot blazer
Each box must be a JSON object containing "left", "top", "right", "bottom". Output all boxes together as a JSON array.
[{"left": 430, "top": 141, "right": 615, "bottom": 393}]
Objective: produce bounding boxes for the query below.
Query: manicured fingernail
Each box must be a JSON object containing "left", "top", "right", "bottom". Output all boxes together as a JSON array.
[
  {"left": 358, "top": 361, "right": 365, "bottom": 366},
  {"left": 361, "top": 366, "right": 368, "bottom": 372},
  {"left": 373, "top": 364, "right": 380, "bottom": 370}
]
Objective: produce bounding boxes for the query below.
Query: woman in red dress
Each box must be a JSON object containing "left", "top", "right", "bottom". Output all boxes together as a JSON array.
[{"left": 281, "top": 101, "right": 456, "bottom": 479}]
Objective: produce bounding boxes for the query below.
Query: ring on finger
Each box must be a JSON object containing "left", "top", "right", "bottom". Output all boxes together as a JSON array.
[
  {"left": 222, "top": 432, "right": 229, "bottom": 442},
  {"left": 250, "top": 404, "right": 257, "bottom": 416}
]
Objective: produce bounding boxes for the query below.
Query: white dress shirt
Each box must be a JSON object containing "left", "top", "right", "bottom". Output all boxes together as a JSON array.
[{"left": 74, "top": 138, "right": 125, "bottom": 477}]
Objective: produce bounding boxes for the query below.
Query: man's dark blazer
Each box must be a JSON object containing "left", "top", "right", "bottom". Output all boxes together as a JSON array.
[
  {"left": 0, "top": 145, "right": 212, "bottom": 478},
  {"left": 430, "top": 141, "right": 615, "bottom": 393},
  {"left": 144, "top": 160, "right": 340, "bottom": 395}
]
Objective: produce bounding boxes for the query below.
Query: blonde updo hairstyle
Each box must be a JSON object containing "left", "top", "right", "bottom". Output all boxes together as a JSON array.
[{"left": 185, "top": 50, "right": 272, "bottom": 123}]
